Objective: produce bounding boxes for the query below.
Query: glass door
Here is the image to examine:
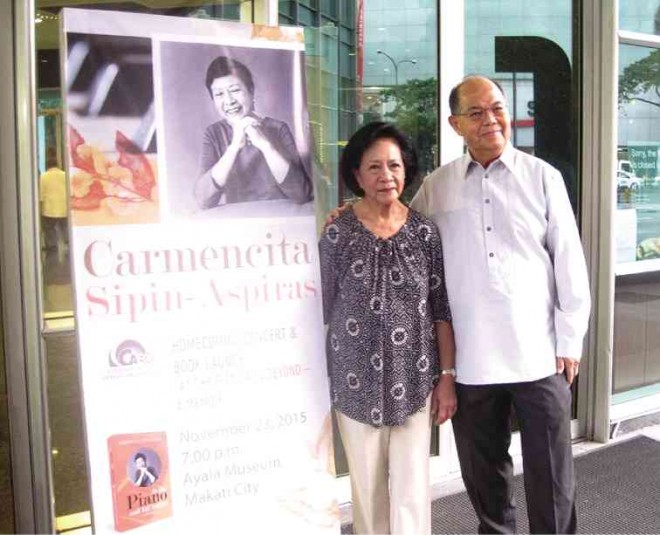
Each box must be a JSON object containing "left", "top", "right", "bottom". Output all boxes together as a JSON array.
[
  {"left": 612, "top": 2, "right": 660, "bottom": 420},
  {"left": 458, "top": 0, "right": 584, "bottom": 436},
  {"left": 1, "top": 2, "right": 53, "bottom": 531}
]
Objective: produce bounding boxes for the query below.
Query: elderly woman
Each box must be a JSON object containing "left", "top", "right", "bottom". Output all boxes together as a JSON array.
[
  {"left": 194, "top": 56, "right": 312, "bottom": 209},
  {"left": 319, "top": 122, "right": 456, "bottom": 535}
]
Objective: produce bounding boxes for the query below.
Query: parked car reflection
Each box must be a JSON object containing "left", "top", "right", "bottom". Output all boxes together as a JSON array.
[{"left": 617, "top": 170, "right": 642, "bottom": 192}]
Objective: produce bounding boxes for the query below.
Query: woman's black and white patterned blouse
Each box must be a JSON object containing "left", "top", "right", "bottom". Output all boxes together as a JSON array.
[{"left": 319, "top": 207, "right": 451, "bottom": 427}]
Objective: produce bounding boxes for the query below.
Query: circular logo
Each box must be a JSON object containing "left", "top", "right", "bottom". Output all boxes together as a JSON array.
[{"left": 109, "top": 340, "right": 150, "bottom": 368}]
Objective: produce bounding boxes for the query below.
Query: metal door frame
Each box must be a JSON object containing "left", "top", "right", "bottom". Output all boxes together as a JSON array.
[{"left": 0, "top": 1, "right": 54, "bottom": 532}]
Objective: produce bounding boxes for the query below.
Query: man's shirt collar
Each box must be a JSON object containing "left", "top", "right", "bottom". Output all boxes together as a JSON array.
[{"left": 462, "top": 143, "right": 516, "bottom": 179}]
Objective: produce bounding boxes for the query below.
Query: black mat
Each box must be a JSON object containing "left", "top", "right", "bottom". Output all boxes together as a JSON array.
[
  {"left": 342, "top": 435, "right": 660, "bottom": 534},
  {"left": 432, "top": 435, "right": 660, "bottom": 534}
]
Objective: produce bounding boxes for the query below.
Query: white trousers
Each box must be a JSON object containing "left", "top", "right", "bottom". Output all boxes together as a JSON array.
[{"left": 335, "top": 396, "right": 432, "bottom": 535}]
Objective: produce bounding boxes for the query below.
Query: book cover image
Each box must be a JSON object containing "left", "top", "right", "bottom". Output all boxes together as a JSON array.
[{"left": 108, "top": 432, "right": 173, "bottom": 532}]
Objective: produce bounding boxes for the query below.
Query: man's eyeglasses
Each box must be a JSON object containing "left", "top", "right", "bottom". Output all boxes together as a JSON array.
[{"left": 454, "top": 104, "right": 508, "bottom": 122}]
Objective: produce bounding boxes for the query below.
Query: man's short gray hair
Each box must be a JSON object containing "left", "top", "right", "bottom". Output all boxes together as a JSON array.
[{"left": 448, "top": 75, "right": 506, "bottom": 115}]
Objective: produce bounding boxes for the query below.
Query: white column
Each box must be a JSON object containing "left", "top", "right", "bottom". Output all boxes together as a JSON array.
[
  {"left": 580, "top": 0, "right": 618, "bottom": 443},
  {"left": 430, "top": 0, "right": 465, "bottom": 479},
  {"left": 438, "top": 0, "right": 465, "bottom": 166}
]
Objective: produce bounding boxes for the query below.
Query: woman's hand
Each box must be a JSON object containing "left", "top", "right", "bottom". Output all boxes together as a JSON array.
[
  {"left": 229, "top": 116, "right": 259, "bottom": 149},
  {"left": 244, "top": 118, "right": 269, "bottom": 150},
  {"left": 431, "top": 375, "right": 457, "bottom": 425},
  {"left": 240, "top": 118, "right": 292, "bottom": 184},
  {"left": 432, "top": 320, "right": 456, "bottom": 424}
]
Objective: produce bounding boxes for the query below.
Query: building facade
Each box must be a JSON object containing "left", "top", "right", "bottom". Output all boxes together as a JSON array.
[{"left": 0, "top": 0, "right": 658, "bottom": 532}]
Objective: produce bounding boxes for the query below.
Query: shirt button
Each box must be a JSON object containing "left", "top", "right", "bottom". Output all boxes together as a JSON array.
[
  {"left": 485, "top": 174, "right": 489, "bottom": 179},
  {"left": 485, "top": 199, "right": 491, "bottom": 204},
  {"left": 489, "top": 252, "right": 494, "bottom": 257},
  {"left": 486, "top": 226, "right": 492, "bottom": 231}
]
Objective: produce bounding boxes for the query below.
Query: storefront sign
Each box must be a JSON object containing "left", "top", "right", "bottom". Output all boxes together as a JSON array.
[
  {"left": 628, "top": 143, "right": 659, "bottom": 178},
  {"left": 62, "top": 9, "right": 337, "bottom": 534}
]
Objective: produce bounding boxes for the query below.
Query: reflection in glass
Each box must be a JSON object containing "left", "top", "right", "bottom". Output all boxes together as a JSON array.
[
  {"left": 46, "top": 334, "right": 90, "bottom": 517},
  {"left": 38, "top": 109, "right": 73, "bottom": 317},
  {"left": 462, "top": 0, "right": 580, "bottom": 423},
  {"left": 465, "top": 0, "right": 578, "bottom": 210},
  {"left": 614, "top": 39, "right": 660, "bottom": 400},
  {"left": 362, "top": 1, "right": 438, "bottom": 191},
  {"left": 619, "top": 0, "right": 660, "bottom": 35},
  {"left": 616, "top": 44, "right": 660, "bottom": 267},
  {"left": 614, "top": 273, "right": 660, "bottom": 395}
]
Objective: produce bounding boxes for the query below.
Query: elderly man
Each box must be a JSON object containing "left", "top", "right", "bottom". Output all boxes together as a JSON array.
[{"left": 410, "top": 75, "right": 590, "bottom": 534}]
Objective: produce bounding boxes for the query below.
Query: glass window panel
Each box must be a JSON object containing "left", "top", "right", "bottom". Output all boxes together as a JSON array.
[
  {"left": 299, "top": 4, "right": 316, "bottom": 26},
  {"left": 341, "top": 0, "right": 355, "bottom": 28},
  {"left": 613, "top": 273, "right": 660, "bottom": 395},
  {"left": 340, "top": 42, "right": 354, "bottom": 78},
  {"left": 46, "top": 334, "right": 89, "bottom": 516},
  {"left": 463, "top": 0, "right": 580, "bottom": 423},
  {"left": 465, "top": 0, "right": 579, "bottom": 212},
  {"left": 340, "top": 26, "right": 353, "bottom": 44},
  {"left": 616, "top": 44, "right": 660, "bottom": 267},
  {"left": 320, "top": 30, "right": 339, "bottom": 73},
  {"left": 320, "top": 0, "right": 337, "bottom": 19},
  {"left": 279, "top": 0, "right": 295, "bottom": 19},
  {"left": 619, "top": 0, "right": 660, "bottom": 35},
  {"left": 613, "top": 40, "right": 660, "bottom": 399},
  {"left": 363, "top": 1, "right": 438, "bottom": 181}
]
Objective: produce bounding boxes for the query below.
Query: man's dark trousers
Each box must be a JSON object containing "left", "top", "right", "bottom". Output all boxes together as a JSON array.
[{"left": 452, "top": 373, "right": 577, "bottom": 534}]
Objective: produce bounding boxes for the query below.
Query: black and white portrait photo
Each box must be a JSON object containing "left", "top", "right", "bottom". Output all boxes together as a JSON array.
[
  {"left": 128, "top": 450, "right": 160, "bottom": 488},
  {"left": 155, "top": 40, "right": 314, "bottom": 218}
]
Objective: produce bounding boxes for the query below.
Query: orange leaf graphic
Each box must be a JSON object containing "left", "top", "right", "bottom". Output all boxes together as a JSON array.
[
  {"left": 68, "top": 125, "right": 96, "bottom": 174},
  {"left": 71, "top": 181, "right": 106, "bottom": 210},
  {"left": 116, "top": 131, "right": 155, "bottom": 200}
]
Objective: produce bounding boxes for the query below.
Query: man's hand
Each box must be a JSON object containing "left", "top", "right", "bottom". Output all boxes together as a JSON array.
[
  {"left": 431, "top": 375, "right": 457, "bottom": 424},
  {"left": 325, "top": 202, "right": 352, "bottom": 226},
  {"left": 556, "top": 356, "right": 580, "bottom": 385}
]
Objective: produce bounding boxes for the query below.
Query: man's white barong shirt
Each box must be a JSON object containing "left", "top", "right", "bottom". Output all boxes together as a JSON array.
[{"left": 411, "top": 144, "right": 591, "bottom": 385}]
